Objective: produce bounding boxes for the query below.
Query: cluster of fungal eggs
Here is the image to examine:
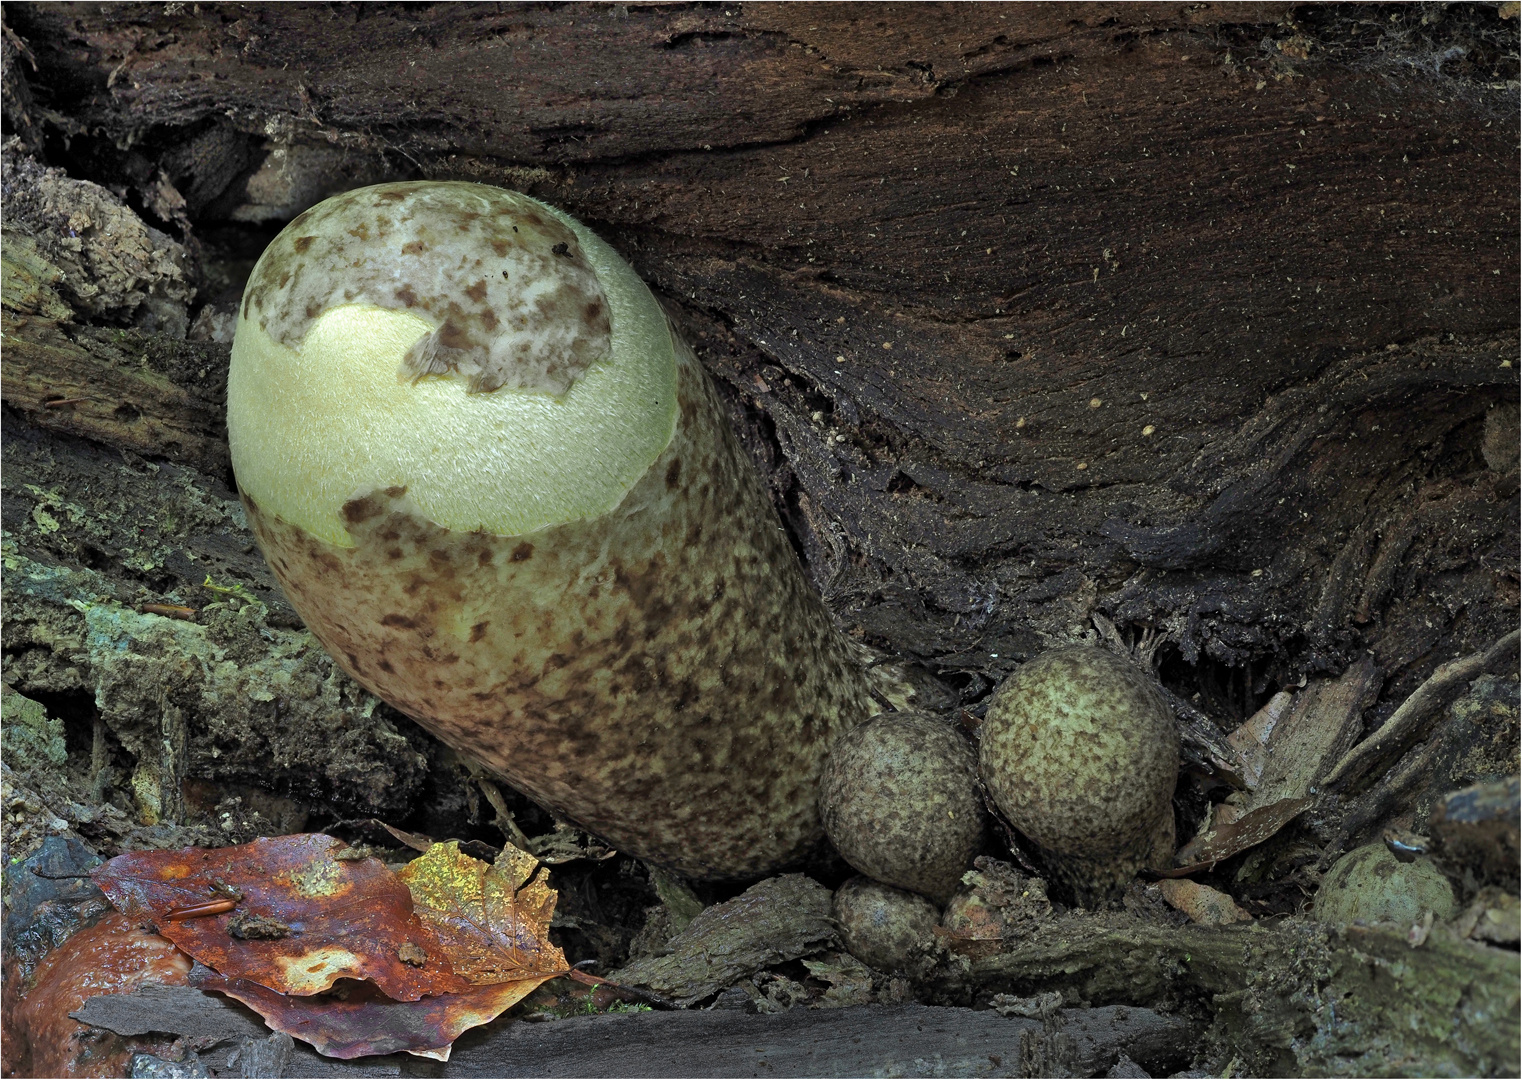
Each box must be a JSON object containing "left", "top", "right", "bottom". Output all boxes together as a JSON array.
[
  {"left": 821, "top": 646, "right": 1180, "bottom": 967},
  {"left": 228, "top": 179, "right": 1181, "bottom": 929}
]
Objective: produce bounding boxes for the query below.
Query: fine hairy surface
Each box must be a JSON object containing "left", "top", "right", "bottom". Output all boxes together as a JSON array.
[
  {"left": 243, "top": 328, "right": 874, "bottom": 879},
  {"left": 241, "top": 182, "right": 609, "bottom": 396},
  {"left": 820, "top": 711, "right": 985, "bottom": 902},
  {"left": 980, "top": 647, "right": 1178, "bottom": 901}
]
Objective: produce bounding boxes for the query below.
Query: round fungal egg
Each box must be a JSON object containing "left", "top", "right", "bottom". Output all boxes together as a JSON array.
[
  {"left": 820, "top": 711, "right": 985, "bottom": 903},
  {"left": 1313, "top": 842, "right": 1456, "bottom": 926},
  {"left": 978, "top": 646, "right": 1179, "bottom": 905},
  {"left": 833, "top": 877, "right": 941, "bottom": 975}
]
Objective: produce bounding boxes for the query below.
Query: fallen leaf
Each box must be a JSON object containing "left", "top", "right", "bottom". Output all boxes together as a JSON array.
[
  {"left": 190, "top": 842, "right": 567, "bottom": 1060},
  {"left": 93, "top": 834, "right": 468, "bottom": 1000},
  {"left": 395, "top": 840, "right": 565, "bottom": 988},
  {"left": 191, "top": 972, "right": 535, "bottom": 1060},
  {"left": 8, "top": 912, "right": 190, "bottom": 1078},
  {"left": 1164, "top": 797, "right": 1313, "bottom": 874}
]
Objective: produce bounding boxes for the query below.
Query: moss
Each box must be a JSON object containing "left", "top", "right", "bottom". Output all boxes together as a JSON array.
[
  {"left": 2, "top": 546, "right": 429, "bottom": 824},
  {"left": 1, "top": 684, "right": 66, "bottom": 772}
]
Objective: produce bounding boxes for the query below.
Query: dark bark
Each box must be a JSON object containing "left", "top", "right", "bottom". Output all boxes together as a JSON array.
[
  {"left": 4, "top": 2, "right": 1517, "bottom": 705},
  {"left": 75, "top": 987, "right": 1199, "bottom": 1078}
]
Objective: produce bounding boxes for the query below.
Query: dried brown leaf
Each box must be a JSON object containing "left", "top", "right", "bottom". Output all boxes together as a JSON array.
[
  {"left": 1165, "top": 797, "right": 1313, "bottom": 874},
  {"left": 395, "top": 840, "right": 566, "bottom": 987}
]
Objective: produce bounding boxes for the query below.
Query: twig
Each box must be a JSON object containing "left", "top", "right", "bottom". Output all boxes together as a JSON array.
[
  {"left": 565, "top": 964, "right": 680, "bottom": 1010},
  {"left": 1320, "top": 630, "right": 1520, "bottom": 794},
  {"left": 470, "top": 769, "right": 536, "bottom": 853}
]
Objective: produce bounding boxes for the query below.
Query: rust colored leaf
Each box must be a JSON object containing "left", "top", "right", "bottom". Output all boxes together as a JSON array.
[
  {"left": 1164, "top": 797, "right": 1313, "bottom": 875},
  {"left": 93, "top": 834, "right": 468, "bottom": 1001},
  {"left": 395, "top": 840, "right": 566, "bottom": 986},
  {"left": 186, "top": 842, "right": 566, "bottom": 1060},
  {"left": 6, "top": 912, "right": 190, "bottom": 1079},
  {"left": 192, "top": 972, "right": 537, "bottom": 1061}
]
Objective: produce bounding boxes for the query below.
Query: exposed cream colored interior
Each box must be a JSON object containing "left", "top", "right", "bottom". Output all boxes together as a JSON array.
[{"left": 227, "top": 191, "right": 678, "bottom": 547}]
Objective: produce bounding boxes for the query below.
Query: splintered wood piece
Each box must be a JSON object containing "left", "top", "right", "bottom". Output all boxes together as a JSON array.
[
  {"left": 1156, "top": 879, "right": 1253, "bottom": 925},
  {"left": 1226, "top": 690, "right": 1295, "bottom": 790},
  {"left": 1254, "top": 656, "right": 1381, "bottom": 806},
  {"left": 1322, "top": 631, "right": 1521, "bottom": 794},
  {"left": 1168, "top": 797, "right": 1314, "bottom": 873}
]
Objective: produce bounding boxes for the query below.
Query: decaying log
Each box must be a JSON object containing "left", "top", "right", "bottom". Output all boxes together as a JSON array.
[
  {"left": 76, "top": 987, "right": 1198, "bottom": 1079},
  {"left": 63, "top": 914, "right": 1522, "bottom": 1078},
  {"left": 937, "top": 913, "right": 1521, "bottom": 1078},
  {"left": 4, "top": 1, "right": 1516, "bottom": 695},
  {"left": 1322, "top": 629, "right": 1521, "bottom": 794}
]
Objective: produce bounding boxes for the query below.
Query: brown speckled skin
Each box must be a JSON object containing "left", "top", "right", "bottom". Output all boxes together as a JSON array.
[
  {"left": 243, "top": 331, "right": 873, "bottom": 880},
  {"left": 241, "top": 182, "right": 609, "bottom": 395},
  {"left": 978, "top": 647, "right": 1178, "bottom": 905},
  {"left": 820, "top": 711, "right": 985, "bottom": 903},
  {"left": 832, "top": 877, "right": 941, "bottom": 975}
]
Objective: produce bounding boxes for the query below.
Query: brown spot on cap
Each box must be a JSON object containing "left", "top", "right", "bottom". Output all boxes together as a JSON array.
[
  {"left": 244, "top": 183, "right": 612, "bottom": 403},
  {"left": 511, "top": 542, "right": 534, "bottom": 562},
  {"left": 342, "top": 496, "right": 384, "bottom": 525},
  {"left": 665, "top": 458, "right": 682, "bottom": 489}
]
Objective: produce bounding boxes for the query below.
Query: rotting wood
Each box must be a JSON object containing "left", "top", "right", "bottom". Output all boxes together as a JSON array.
[
  {"left": 1254, "top": 655, "right": 1380, "bottom": 806},
  {"left": 939, "top": 914, "right": 1521, "bottom": 1078},
  {"left": 4, "top": 2, "right": 1516, "bottom": 693},
  {"left": 0, "top": 316, "right": 230, "bottom": 476},
  {"left": 0, "top": 6, "right": 1516, "bottom": 1077},
  {"left": 1322, "top": 630, "right": 1521, "bottom": 794},
  {"left": 77, "top": 987, "right": 1198, "bottom": 1079}
]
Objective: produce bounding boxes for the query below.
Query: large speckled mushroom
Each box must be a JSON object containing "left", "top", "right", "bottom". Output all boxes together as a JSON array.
[{"left": 227, "top": 181, "right": 873, "bottom": 879}]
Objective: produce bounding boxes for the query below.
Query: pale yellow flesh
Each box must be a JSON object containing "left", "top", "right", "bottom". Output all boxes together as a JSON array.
[{"left": 227, "top": 190, "right": 677, "bottom": 547}]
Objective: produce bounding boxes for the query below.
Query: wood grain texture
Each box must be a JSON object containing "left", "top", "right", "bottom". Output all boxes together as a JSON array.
[
  {"left": 76, "top": 989, "right": 1198, "bottom": 1079},
  {"left": 6, "top": 0, "right": 1518, "bottom": 723}
]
